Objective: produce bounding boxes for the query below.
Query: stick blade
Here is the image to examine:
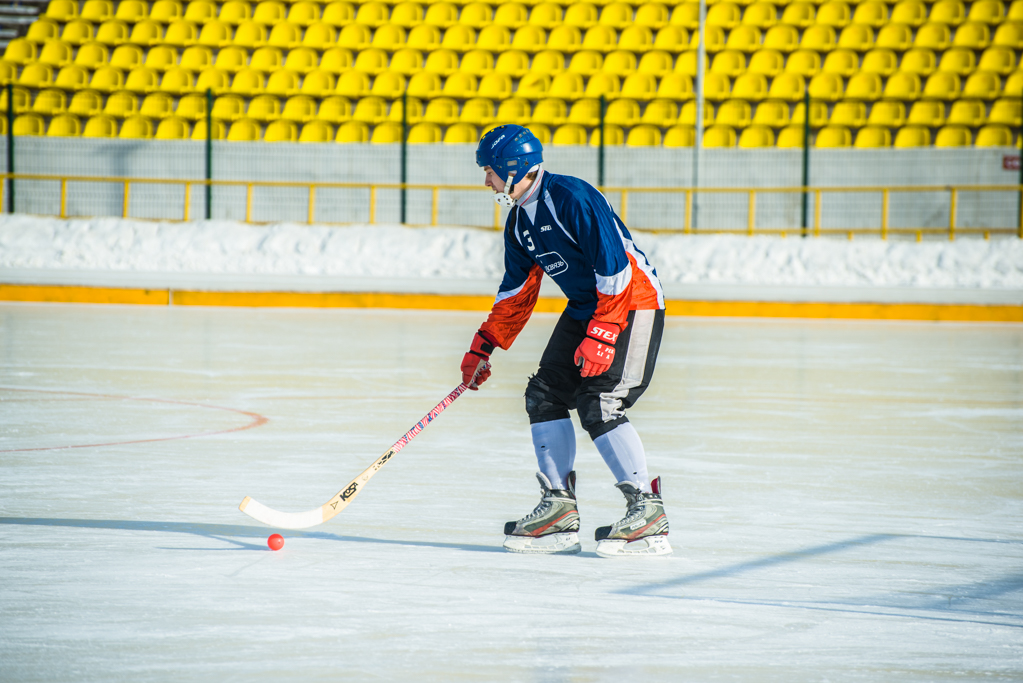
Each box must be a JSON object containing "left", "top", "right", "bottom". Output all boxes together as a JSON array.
[{"left": 239, "top": 496, "right": 325, "bottom": 530}]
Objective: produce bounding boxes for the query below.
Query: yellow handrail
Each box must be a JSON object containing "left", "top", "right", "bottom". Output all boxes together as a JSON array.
[{"left": 1, "top": 174, "right": 1019, "bottom": 239}]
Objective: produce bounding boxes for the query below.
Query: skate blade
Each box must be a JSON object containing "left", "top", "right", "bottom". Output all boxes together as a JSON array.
[
  {"left": 503, "top": 532, "right": 581, "bottom": 555},
  {"left": 595, "top": 535, "right": 672, "bottom": 558}
]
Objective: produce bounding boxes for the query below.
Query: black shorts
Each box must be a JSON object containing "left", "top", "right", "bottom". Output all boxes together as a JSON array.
[{"left": 524, "top": 308, "right": 665, "bottom": 439}]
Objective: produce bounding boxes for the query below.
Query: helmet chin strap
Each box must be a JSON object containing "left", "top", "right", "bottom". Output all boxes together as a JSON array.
[{"left": 493, "top": 171, "right": 517, "bottom": 208}]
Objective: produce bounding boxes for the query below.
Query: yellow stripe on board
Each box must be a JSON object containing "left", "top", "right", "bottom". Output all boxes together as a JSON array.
[{"left": 1, "top": 283, "right": 1020, "bottom": 323}]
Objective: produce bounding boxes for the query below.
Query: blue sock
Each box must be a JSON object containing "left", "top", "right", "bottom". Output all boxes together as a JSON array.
[
  {"left": 531, "top": 418, "right": 576, "bottom": 490},
  {"left": 593, "top": 422, "right": 650, "bottom": 492}
]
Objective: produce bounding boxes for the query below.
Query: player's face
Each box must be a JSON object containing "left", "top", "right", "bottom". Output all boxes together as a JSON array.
[{"left": 483, "top": 166, "right": 534, "bottom": 200}]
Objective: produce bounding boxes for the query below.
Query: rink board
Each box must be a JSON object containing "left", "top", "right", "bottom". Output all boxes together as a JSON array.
[{"left": 2, "top": 283, "right": 1022, "bottom": 322}]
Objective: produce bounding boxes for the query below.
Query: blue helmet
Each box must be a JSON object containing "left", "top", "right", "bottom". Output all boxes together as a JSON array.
[{"left": 476, "top": 125, "right": 544, "bottom": 189}]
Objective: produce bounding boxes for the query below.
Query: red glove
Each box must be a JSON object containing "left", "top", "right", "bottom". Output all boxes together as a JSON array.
[
  {"left": 461, "top": 330, "right": 495, "bottom": 390},
  {"left": 574, "top": 319, "right": 621, "bottom": 378}
]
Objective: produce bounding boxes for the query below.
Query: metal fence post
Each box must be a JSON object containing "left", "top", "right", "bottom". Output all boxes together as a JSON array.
[
  {"left": 801, "top": 89, "right": 810, "bottom": 238},
  {"left": 400, "top": 91, "right": 408, "bottom": 224},
  {"left": 598, "top": 94, "right": 606, "bottom": 188},
  {"left": 205, "top": 88, "right": 212, "bottom": 220},
  {"left": 6, "top": 81, "right": 14, "bottom": 214}
]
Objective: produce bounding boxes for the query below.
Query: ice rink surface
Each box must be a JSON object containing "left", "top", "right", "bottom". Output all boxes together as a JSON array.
[{"left": 1, "top": 303, "right": 1021, "bottom": 682}]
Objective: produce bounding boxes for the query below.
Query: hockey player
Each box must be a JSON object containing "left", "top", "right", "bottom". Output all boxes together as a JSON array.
[{"left": 461, "top": 125, "right": 671, "bottom": 557}]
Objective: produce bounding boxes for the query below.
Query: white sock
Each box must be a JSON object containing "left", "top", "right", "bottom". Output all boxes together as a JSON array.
[
  {"left": 593, "top": 422, "right": 650, "bottom": 492},
  {"left": 531, "top": 419, "right": 576, "bottom": 489}
]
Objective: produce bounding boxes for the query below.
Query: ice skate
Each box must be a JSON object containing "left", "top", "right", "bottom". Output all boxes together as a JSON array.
[
  {"left": 503, "top": 471, "right": 581, "bottom": 554},
  {"left": 594, "top": 476, "right": 672, "bottom": 557}
]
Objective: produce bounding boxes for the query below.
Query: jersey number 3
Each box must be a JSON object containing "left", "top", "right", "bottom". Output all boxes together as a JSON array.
[{"left": 523, "top": 230, "right": 535, "bottom": 252}]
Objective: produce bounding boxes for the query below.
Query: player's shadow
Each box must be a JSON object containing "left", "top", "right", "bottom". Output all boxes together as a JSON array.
[{"left": 0, "top": 516, "right": 506, "bottom": 554}]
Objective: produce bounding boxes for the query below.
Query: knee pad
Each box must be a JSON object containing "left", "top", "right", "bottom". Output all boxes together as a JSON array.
[
  {"left": 576, "top": 392, "right": 627, "bottom": 440},
  {"left": 524, "top": 374, "right": 571, "bottom": 424}
]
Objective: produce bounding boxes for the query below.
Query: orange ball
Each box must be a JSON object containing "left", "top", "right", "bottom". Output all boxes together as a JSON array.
[{"left": 267, "top": 533, "right": 284, "bottom": 551}]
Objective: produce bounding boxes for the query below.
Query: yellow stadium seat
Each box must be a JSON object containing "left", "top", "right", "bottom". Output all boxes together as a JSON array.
[
  {"left": 477, "top": 72, "right": 512, "bottom": 99},
  {"left": 299, "top": 69, "right": 335, "bottom": 97},
  {"left": 978, "top": 47, "right": 1016, "bottom": 76},
  {"left": 962, "top": 71, "right": 1002, "bottom": 100},
  {"left": 711, "top": 49, "right": 746, "bottom": 77},
  {"left": 266, "top": 69, "right": 301, "bottom": 97},
  {"left": 532, "top": 48, "right": 568, "bottom": 74},
  {"left": 263, "top": 119, "right": 297, "bottom": 141},
  {"left": 752, "top": 99, "right": 789, "bottom": 127},
  {"left": 707, "top": 2, "right": 741, "bottom": 30},
  {"left": 372, "top": 24, "right": 407, "bottom": 52},
  {"left": 590, "top": 123, "right": 623, "bottom": 146},
  {"left": 351, "top": 96, "right": 387, "bottom": 125},
  {"left": 184, "top": 0, "right": 216, "bottom": 23},
  {"left": 702, "top": 25, "right": 728, "bottom": 53},
  {"left": 151, "top": 0, "right": 183, "bottom": 23},
  {"left": 197, "top": 20, "right": 231, "bottom": 48},
  {"left": 233, "top": 20, "right": 268, "bottom": 50},
  {"left": 144, "top": 45, "right": 178, "bottom": 72},
  {"left": 1011, "top": 0, "right": 1023, "bottom": 20},
  {"left": 969, "top": 0, "right": 1006, "bottom": 24},
  {"left": 115, "top": 0, "right": 151, "bottom": 22},
  {"left": 419, "top": 96, "right": 457, "bottom": 125},
  {"left": 683, "top": 98, "right": 716, "bottom": 125},
  {"left": 54, "top": 64, "right": 91, "bottom": 89},
  {"left": 582, "top": 25, "right": 618, "bottom": 52},
  {"left": 460, "top": 97, "right": 495, "bottom": 126},
  {"left": 792, "top": 98, "right": 828, "bottom": 125},
  {"left": 129, "top": 20, "right": 164, "bottom": 47},
  {"left": 875, "top": 23, "right": 913, "bottom": 51},
  {"left": 68, "top": 89, "right": 104, "bottom": 117},
  {"left": 267, "top": 21, "right": 302, "bottom": 50},
  {"left": 568, "top": 50, "right": 604, "bottom": 77},
  {"left": 218, "top": 0, "right": 251, "bottom": 25},
  {"left": 422, "top": 49, "right": 457, "bottom": 78},
  {"left": 785, "top": 49, "right": 821, "bottom": 77},
  {"left": 284, "top": 1, "right": 317, "bottom": 26},
  {"left": 826, "top": 50, "right": 861, "bottom": 76},
  {"left": 212, "top": 46, "right": 247, "bottom": 73},
  {"left": 46, "top": 113, "right": 81, "bottom": 136},
  {"left": 653, "top": 25, "right": 689, "bottom": 52},
  {"left": 31, "top": 88, "right": 66, "bottom": 116},
  {"left": 530, "top": 2, "right": 563, "bottom": 30},
  {"left": 406, "top": 71, "right": 442, "bottom": 98},
  {"left": 83, "top": 114, "right": 119, "bottom": 137},
  {"left": 782, "top": 2, "right": 816, "bottom": 28},
  {"left": 670, "top": 2, "right": 699, "bottom": 30},
  {"left": 461, "top": 49, "right": 495, "bottom": 77},
  {"left": 900, "top": 48, "right": 936, "bottom": 76},
  {"left": 316, "top": 47, "right": 352, "bottom": 76},
  {"left": 230, "top": 68, "right": 265, "bottom": 97},
  {"left": 564, "top": 2, "right": 598, "bottom": 30},
  {"left": 837, "top": 23, "right": 875, "bottom": 52},
  {"left": 336, "top": 121, "right": 369, "bottom": 142},
  {"left": 801, "top": 24, "right": 836, "bottom": 51},
  {"left": 338, "top": 23, "right": 372, "bottom": 51},
  {"left": 934, "top": 125, "right": 971, "bottom": 146},
  {"left": 443, "top": 25, "right": 477, "bottom": 52},
  {"left": 620, "top": 25, "right": 655, "bottom": 52},
  {"left": 604, "top": 50, "right": 638, "bottom": 77},
  {"left": 923, "top": 72, "right": 961, "bottom": 100},
  {"left": 947, "top": 99, "right": 987, "bottom": 126},
  {"left": 444, "top": 122, "right": 477, "bottom": 143},
  {"left": 301, "top": 23, "right": 337, "bottom": 50},
  {"left": 952, "top": 22, "right": 990, "bottom": 50},
  {"left": 868, "top": 100, "right": 906, "bottom": 127},
  {"left": 763, "top": 24, "right": 800, "bottom": 52},
  {"left": 1006, "top": 69, "right": 1023, "bottom": 95},
  {"left": 716, "top": 98, "right": 751, "bottom": 127},
  {"left": 703, "top": 124, "right": 736, "bottom": 147},
  {"left": 852, "top": 1, "right": 888, "bottom": 28},
  {"left": 890, "top": 0, "right": 927, "bottom": 27},
  {"left": 732, "top": 72, "right": 769, "bottom": 100},
  {"left": 443, "top": 71, "right": 477, "bottom": 97},
  {"left": 333, "top": 69, "right": 370, "bottom": 97},
  {"left": 703, "top": 71, "right": 731, "bottom": 100},
  {"left": 817, "top": 0, "right": 851, "bottom": 28},
  {"left": 663, "top": 124, "right": 695, "bottom": 147},
  {"left": 494, "top": 97, "right": 531, "bottom": 125},
  {"left": 154, "top": 115, "right": 189, "bottom": 139},
  {"left": 975, "top": 124, "right": 1013, "bottom": 146},
  {"left": 39, "top": 39, "right": 73, "bottom": 68},
  {"left": 930, "top": 0, "right": 966, "bottom": 25},
  {"left": 743, "top": 2, "right": 778, "bottom": 29},
  {"left": 636, "top": 2, "right": 669, "bottom": 30},
  {"left": 90, "top": 65, "right": 126, "bottom": 93},
  {"left": 907, "top": 100, "right": 946, "bottom": 126},
  {"left": 893, "top": 124, "right": 930, "bottom": 147},
  {"left": 389, "top": 1, "right": 423, "bottom": 28},
  {"left": 776, "top": 125, "right": 808, "bottom": 148},
  {"left": 279, "top": 94, "right": 316, "bottom": 122},
  {"left": 656, "top": 72, "right": 694, "bottom": 99},
  {"left": 549, "top": 123, "right": 585, "bottom": 145},
  {"left": 389, "top": 48, "right": 424, "bottom": 76},
  {"left": 318, "top": 96, "right": 352, "bottom": 125},
  {"left": 518, "top": 72, "right": 551, "bottom": 98},
  {"left": 82, "top": 0, "right": 115, "bottom": 23},
  {"left": 830, "top": 100, "right": 865, "bottom": 126},
  {"left": 600, "top": 1, "right": 634, "bottom": 30},
  {"left": 567, "top": 97, "right": 601, "bottom": 126},
  {"left": 119, "top": 114, "right": 154, "bottom": 138},
  {"left": 550, "top": 72, "right": 586, "bottom": 99},
  {"left": 354, "top": 48, "right": 389, "bottom": 76},
  {"left": 815, "top": 125, "right": 850, "bottom": 147},
  {"left": 404, "top": 121, "right": 439, "bottom": 142},
  {"left": 638, "top": 50, "right": 674, "bottom": 77},
  {"left": 621, "top": 73, "right": 658, "bottom": 100},
  {"left": 62, "top": 19, "right": 97, "bottom": 46},
  {"left": 321, "top": 1, "right": 355, "bottom": 28},
  {"left": 125, "top": 65, "right": 160, "bottom": 93},
  {"left": 585, "top": 72, "right": 621, "bottom": 99},
  {"left": 880, "top": 71, "right": 921, "bottom": 100},
  {"left": 640, "top": 98, "right": 678, "bottom": 126},
  {"left": 854, "top": 125, "right": 890, "bottom": 148},
  {"left": 860, "top": 48, "right": 897, "bottom": 77},
  {"left": 531, "top": 97, "right": 567, "bottom": 125},
  {"left": 845, "top": 72, "right": 882, "bottom": 100},
  {"left": 356, "top": 1, "right": 389, "bottom": 28},
  {"left": 990, "top": 98, "right": 1022, "bottom": 126},
  {"left": 18, "top": 63, "right": 55, "bottom": 89},
  {"left": 491, "top": 50, "right": 529, "bottom": 79},
  {"left": 993, "top": 22, "right": 1023, "bottom": 49},
  {"left": 808, "top": 72, "right": 843, "bottom": 101},
  {"left": 27, "top": 18, "right": 61, "bottom": 43},
  {"left": 140, "top": 91, "right": 175, "bottom": 117},
  {"left": 748, "top": 49, "right": 784, "bottom": 77},
  {"left": 212, "top": 94, "right": 246, "bottom": 120},
  {"left": 456, "top": 2, "right": 490, "bottom": 29},
  {"left": 74, "top": 41, "right": 109, "bottom": 69},
  {"left": 767, "top": 72, "right": 806, "bottom": 100},
  {"left": 298, "top": 119, "right": 332, "bottom": 142},
  {"left": 737, "top": 124, "right": 773, "bottom": 147},
  {"left": 545, "top": 25, "right": 582, "bottom": 53},
  {"left": 162, "top": 20, "right": 197, "bottom": 48},
  {"left": 605, "top": 97, "right": 640, "bottom": 126},
  {"left": 225, "top": 117, "right": 259, "bottom": 141},
  {"left": 284, "top": 47, "right": 319, "bottom": 74},
  {"left": 511, "top": 25, "right": 546, "bottom": 54},
  {"left": 176, "top": 92, "right": 208, "bottom": 120},
  {"left": 492, "top": 2, "right": 526, "bottom": 29},
  {"left": 624, "top": 124, "right": 660, "bottom": 146}
]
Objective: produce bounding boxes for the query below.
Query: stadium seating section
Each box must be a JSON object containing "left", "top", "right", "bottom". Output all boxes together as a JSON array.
[{"left": 1, "top": 0, "right": 1021, "bottom": 145}]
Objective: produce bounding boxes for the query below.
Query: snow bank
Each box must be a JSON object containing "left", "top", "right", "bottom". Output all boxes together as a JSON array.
[{"left": 2, "top": 214, "right": 1022, "bottom": 290}]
